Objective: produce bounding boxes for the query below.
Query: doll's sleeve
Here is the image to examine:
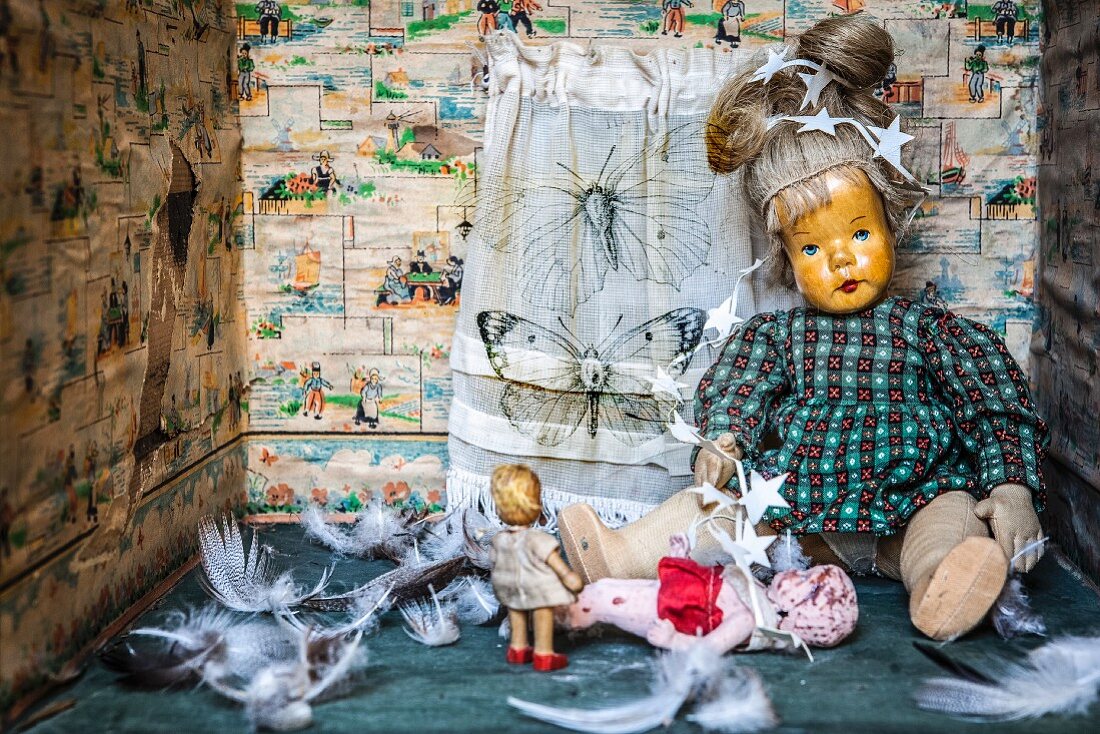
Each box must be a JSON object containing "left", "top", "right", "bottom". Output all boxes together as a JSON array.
[
  {"left": 692, "top": 312, "right": 789, "bottom": 467},
  {"left": 920, "top": 309, "right": 1049, "bottom": 506}
]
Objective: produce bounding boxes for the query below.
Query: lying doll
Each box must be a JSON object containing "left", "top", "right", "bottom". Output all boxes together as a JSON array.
[{"left": 561, "top": 535, "right": 858, "bottom": 652}]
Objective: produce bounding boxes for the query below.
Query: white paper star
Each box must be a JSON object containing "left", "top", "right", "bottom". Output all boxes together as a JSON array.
[
  {"left": 740, "top": 470, "right": 790, "bottom": 525},
  {"left": 797, "top": 68, "right": 837, "bottom": 110},
  {"left": 704, "top": 294, "right": 743, "bottom": 342},
  {"left": 791, "top": 108, "right": 840, "bottom": 136},
  {"left": 709, "top": 523, "right": 751, "bottom": 567},
  {"left": 734, "top": 515, "right": 776, "bottom": 568},
  {"left": 689, "top": 482, "right": 737, "bottom": 511},
  {"left": 751, "top": 47, "right": 790, "bottom": 84},
  {"left": 647, "top": 366, "right": 688, "bottom": 401},
  {"left": 667, "top": 414, "right": 740, "bottom": 464},
  {"left": 667, "top": 413, "right": 702, "bottom": 445},
  {"left": 867, "top": 116, "right": 914, "bottom": 170}
]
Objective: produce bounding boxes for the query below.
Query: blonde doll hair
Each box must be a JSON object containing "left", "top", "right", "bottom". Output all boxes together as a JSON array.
[
  {"left": 707, "top": 15, "right": 916, "bottom": 286},
  {"left": 491, "top": 464, "right": 542, "bottom": 526}
]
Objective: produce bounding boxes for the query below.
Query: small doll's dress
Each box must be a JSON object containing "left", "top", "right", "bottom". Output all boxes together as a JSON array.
[
  {"left": 694, "top": 296, "right": 1048, "bottom": 536},
  {"left": 490, "top": 528, "right": 578, "bottom": 610}
]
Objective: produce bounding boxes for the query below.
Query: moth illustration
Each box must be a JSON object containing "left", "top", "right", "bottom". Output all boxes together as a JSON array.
[
  {"left": 477, "top": 308, "right": 706, "bottom": 446},
  {"left": 463, "top": 119, "right": 716, "bottom": 313}
]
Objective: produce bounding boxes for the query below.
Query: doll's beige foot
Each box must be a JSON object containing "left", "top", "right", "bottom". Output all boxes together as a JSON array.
[
  {"left": 908, "top": 536, "right": 1007, "bottom": 641},
  {"left": 558, "top": 503, "right": 619, "bottom": 584},
  {"left": 560, "top": 490, "right": 742, "bottom": 583}
]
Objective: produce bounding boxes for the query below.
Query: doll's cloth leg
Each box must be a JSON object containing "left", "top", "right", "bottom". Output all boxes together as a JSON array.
[
  {"left": 900, "top": 491, "right": 1008, "bottom": 641},
  {"left": 874, "top": 529, "right": 905, "bottom": 581},
  {"left": 560, "top": 490, "right": 740, "bottom": 583}
]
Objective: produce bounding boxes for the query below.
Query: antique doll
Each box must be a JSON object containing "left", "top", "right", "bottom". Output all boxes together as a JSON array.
[
  {"left": 562, "top": 535, "right": 858, "bottom": 653},
  {"left": 559, "top": 15, "right": 1048, "bottom": 642},
  {"left": 489, "top": 464, "right": 584, "bottom": 671}
]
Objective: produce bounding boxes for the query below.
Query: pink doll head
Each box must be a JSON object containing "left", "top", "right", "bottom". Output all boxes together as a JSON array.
[{"left": 767, "top": 564, "right": 858, "bottom": 648}]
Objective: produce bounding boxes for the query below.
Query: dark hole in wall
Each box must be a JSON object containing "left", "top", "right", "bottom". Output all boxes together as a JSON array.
[
  {"left": 166, "top": 145, "right": 197, "bottom": 267},
  {"left": 131, "top": 146, "right": 197, "bottom": 459}
]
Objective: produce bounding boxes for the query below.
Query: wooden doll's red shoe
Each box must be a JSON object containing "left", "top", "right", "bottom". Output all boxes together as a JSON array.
[
  {"left": 506, "top": 646, "right": 533, "bottom": 664},
  {"left": 532, "top": 652, "right": 568, "bottom": 671}
]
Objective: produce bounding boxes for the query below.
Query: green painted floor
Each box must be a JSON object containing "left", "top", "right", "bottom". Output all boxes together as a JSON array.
[{"left": 23, "top": 524, "right": 1100, "bottom": 733}]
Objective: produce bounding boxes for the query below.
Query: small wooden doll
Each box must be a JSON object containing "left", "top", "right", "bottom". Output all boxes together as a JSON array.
[{"left": 489, "top": 464, "right": 584, "bottom": 671}]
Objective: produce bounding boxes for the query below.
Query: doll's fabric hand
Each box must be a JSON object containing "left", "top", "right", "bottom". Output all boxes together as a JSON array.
[
  {"left": 693, "top": 432, "right": 742, "bottom": 489},
  {"left": 563, "top": 570, "right": 584, "bottom": 593},
  {"left": 974, "top": 484, "right": 1044, "bottom": 573},
  {"left": 645, "top": 618, "right": 680, "bottom": 649}
]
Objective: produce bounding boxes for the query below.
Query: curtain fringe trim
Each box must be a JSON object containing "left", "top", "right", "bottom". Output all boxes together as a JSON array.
[{"left": 446, "top": 466, "right": 657, "bottom": 532}]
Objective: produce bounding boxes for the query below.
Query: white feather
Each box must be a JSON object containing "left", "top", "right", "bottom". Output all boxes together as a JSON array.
[
  {"left": 198, "top": 516, "right": 332, "bottom": 613},
  {"left": 202, "top": 624, "right": 366, "bottom": 731},
  {"left": 687, "top": 668, "right": 778, "bottom": 732},
  {"left": 768, "top": 531, "right": 810, "bottom": 573},
  {"left": 300, "top": 503, "right": 409, "bottom": 560},
  {"left": 916, "top": 636, "right": 1100, "bottom": 720},
  {"left": 991, "top": 575, "right": 1046, "bottom": 640},
  {"left": 420, "top": 509, "right": 499, "bottom": 569},
  {"left": 400, "top": 587, "right": 460, "bottom": 647},
  {"left": 439, "top": 576, "right": 500, "bottom": 625},
  {"left": 421, "top": 512, "right": 468, "bottom": 563},
  {"left": 508, "top": 644, "right": 725, "bottom": 734}
]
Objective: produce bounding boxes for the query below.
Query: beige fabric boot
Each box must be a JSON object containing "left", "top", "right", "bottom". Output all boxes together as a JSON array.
[
  {"left": 559, "top": 489, "right": 742, "bottom": 582},
  {"left": 900, "top": 491, "right": 1008, "bottom": 641}
]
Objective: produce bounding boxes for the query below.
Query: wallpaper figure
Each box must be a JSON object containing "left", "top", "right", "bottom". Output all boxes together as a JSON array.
[
  {"left": 477, "top": 0, "right": 499, "bottom": 36},
  {"left": 965, "top": 45, "right": 988, "bottom": 103},
  {"left": 301, "top": 362, "right": 333, "bottom": 420},
  {"left": 355, "top": 368, "right": 383, "bottom": 429},
  {"left": 509, "top": 0, "right": 541, "bottom": 38},
  {"left": 437, "top": 255, "right": 463, "bottom": 306},
  {"left": 992, "top": 0, "right": 1020, "bottom": 45},
  {"left": 238, "top": 44, "right": 254, "bottom": 101},
  {"left": 309, "top": 151, "right": 340, "bottom": 194},
  {"left": 715, "top": 0, "right": 745, "bottom": 47},
  {"left": 661, "top": 0, "right": 692, "bottom": 38},
  {"left": 256, "top": 0, "right": 282, "bottom": 43},
  {"left": 379, "top": 256, "right": 411, "bottom": 305}
]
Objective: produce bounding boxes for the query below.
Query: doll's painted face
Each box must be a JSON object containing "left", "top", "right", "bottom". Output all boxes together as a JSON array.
[{"left": 776, "top": 169, "right": 895, "bottom": 314}]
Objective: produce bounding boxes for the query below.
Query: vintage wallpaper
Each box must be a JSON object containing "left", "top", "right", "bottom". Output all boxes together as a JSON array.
[
  {"left": 238, "top": 0, "right": 1049, "bottom": 518},
  {"left": 3, "top": 0, "right": 1086, "bottom": 711},
  {"left": 1033, "top": 0, "right": 1100, "bottom": 577},
  {"left": 0, "top": 0, "right": 246, "bottom": 709}
]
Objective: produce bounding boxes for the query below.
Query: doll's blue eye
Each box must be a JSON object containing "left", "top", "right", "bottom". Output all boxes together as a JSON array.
[
  {"left": 801, "top": 244, "right": 819, "bottom": 256},
  {"left": 854, "top": 229, "right": 870, "bottom": 241}
]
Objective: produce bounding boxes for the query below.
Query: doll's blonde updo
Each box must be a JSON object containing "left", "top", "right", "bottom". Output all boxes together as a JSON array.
[
  {"left": 491, "top": 464, "right": 542, "bottom": 526},
  {"left": 707, "top": 15, "right": 916, "bottom": 286}
]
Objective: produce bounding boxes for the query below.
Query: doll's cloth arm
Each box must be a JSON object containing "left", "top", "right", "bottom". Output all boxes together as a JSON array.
[
  {"left": 920, "top": 309, "right": 1049, "bottom": 506},
  {"left": 692, "top": 313, "right": 790, "bottom": 490}
]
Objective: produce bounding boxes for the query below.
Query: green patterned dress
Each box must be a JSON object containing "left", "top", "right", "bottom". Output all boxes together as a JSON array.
[{"left": 693, "top": 296, "right": 1048, "bottom": 536}]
